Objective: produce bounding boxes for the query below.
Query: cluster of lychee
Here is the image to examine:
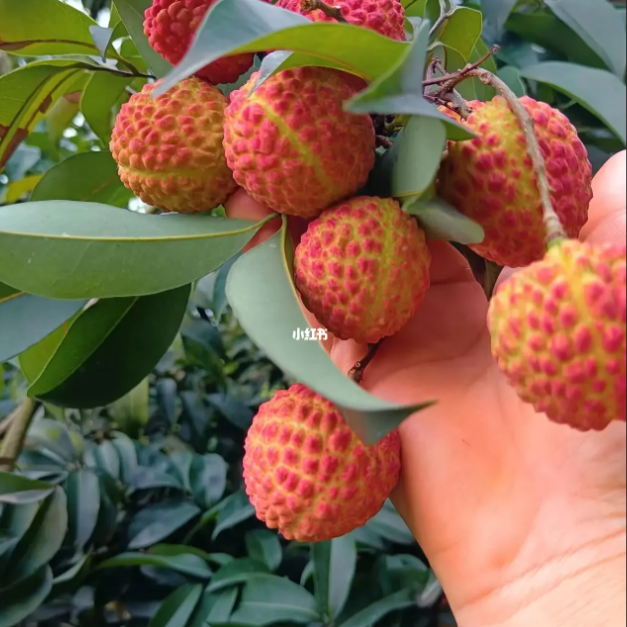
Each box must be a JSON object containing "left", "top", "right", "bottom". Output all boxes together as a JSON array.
[{"left": 109, "top": 0, "right": 626, "bottom": 543}]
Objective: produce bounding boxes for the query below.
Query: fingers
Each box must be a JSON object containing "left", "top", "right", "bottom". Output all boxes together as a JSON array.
[
  {"left": 580, "top": 151, "right": 626, "bottom": 247},
  {"left": 225, "top": 188, "right": 281, "bottom": 252}
]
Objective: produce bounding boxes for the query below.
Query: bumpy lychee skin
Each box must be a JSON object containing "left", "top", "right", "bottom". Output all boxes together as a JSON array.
[
  {"left": 489, "top": 240, "right": 626, "bottom": 431},
  {"left": 110, "top": 78, "right": 237, "bottom": 214},
  {"left": 144, "top": 0, "right": 254, "bottom": 85},
  {"left": 223, "top": 67, "right": 376, "bottom": 218},
  {"left": 294, "top": 196, "right": 431, "bottom": 343},
  {"left": 277, "top": 0, "right": 406, "bottom": 40},
  {"left": 243, "top": 384, "right": 401, "bottom": 543},
  {"left": 437, "top": 96, "right": 593, "bottom": 267}
]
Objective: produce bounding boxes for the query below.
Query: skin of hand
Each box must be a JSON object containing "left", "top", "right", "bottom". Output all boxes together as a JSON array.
[{"left": 225, "top": 150, "right": 627, "bottom": 627}]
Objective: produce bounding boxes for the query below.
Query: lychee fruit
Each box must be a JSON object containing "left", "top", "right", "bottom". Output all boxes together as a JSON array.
[
  {"left": 294, "top": 196, "right": 431, "bottom": 344},
  {"left": 277, "top": 0, "right": 406, "bottom": 40},
  {"left": 489, "top": 240, "right": 626, "bottom": 431},
  {"left": 437, "top": 96, "right": 593, "bottom": 268},
  {"left": 110, "top": 77, "right": 237, "bottom": 214},
  {"left": 243, "top": 383, "right": 401, "bottom": 542},
  {"left": 144, "top": 0, "right": 254, "bottom": 85},
  {"left": 223, "top": 66, "right": 376, "bottom": 219}
]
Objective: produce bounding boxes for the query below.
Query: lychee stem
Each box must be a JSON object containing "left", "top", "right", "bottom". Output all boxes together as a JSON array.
[
  {"left": 300, "top": 0, "right": 347, "bottom": 22},
  {"left": 0, "top": 398, "right": 36, "bottom": 472},
  {"left": 349, "top": 342, "right": 381, "bottom": 384}
]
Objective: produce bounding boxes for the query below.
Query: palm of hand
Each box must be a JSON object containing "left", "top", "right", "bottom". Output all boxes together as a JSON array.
[{"left": 227, "top": 152, "right": 627, "bottom": 626}]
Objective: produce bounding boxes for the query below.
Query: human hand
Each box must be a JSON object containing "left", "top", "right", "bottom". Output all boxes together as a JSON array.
[{"left": 226, "top": 150, "right": 626, "bottom": 627}]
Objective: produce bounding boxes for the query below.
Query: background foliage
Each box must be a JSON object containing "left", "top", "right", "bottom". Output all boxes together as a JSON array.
[{"left": 0, "top": 0, "right": 625, "bottom": 625}]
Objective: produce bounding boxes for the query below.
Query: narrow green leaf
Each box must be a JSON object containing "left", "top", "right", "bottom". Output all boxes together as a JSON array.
[
  {"left": 480, "top": 0, "right": 519, "bottom": 32},
  {"left": 229, "top": 573, "right": 320, "bottom": 625},
  {"left": 0, "top": 201, "right": 272, "bottom": 299},
  {"left": 545, "top": 0, "right": 626, "bottom": 77},
  {"left": 207, "top": 558, "right": 270, "bottom": 594},
  {"left": 0, "top": 294, "right": 86, "bottom": 364},
  {"left": 190, "top": 454, "right": 227, "bottom": 510},
  {"left": 497, "top": 66, "right": 527, "bottom": 97},
  {"left": 99, "top": 552, "right": 212, "bottom": 579},
  {"left": 520, "top": 62, "right": 627, "bottom": 145},
  {"left": 155, "top": 0, "right": 407, "bottom": 96},
  {"left": 24, "top": 418, "right": 78, "bottom": 463},
  {"left": 0, "top": 504, "right": 39, "bottom": 578},
  {"left": 0, "top": 473, "right": 54, "bottom": 505},
  {"left": 365, "top": 502, "right": 415, "bottom": 546},
  {"left": 128, "top": 500, "right": 201, "bottom": 549},
  {"left": 0, "top": 0, "right": 98, "bottom": 56},
  {"left": 189, "top": 588, "right": 238, "bottom": 627},
  {"left": 51, "top": 553, "right": 92, "bottom": 598},
  {"left": 31, "top": 152, "right": 133, "bottom": 206},
  {"left": 226, "top": 221, "right": 434, "bottom": 445},
  {"left": 212, "top": 491, "right": 255, "bottom": 540},
  {"left": 64, "top": 470, "right": 100, "bottom": 553},
  {"left": 9, "top": 488, "right": 68, "bottom": 583},
  {"left": 0, "top": 566, "right": 53, "bottom": 627},
  {"left": 246, "top": 530, "right": 282, "bottom": 572},
  {"left": 150, "top": 584, "right": 204, "bottom": 627},
  {"left": 338, "top": 589, "right": 416, "bottom": 627}
]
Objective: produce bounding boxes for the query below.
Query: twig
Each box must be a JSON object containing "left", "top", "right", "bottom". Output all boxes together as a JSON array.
[
  {"left": 300, "top": 0, "right": 347, "bottom": 21},
  {"left": 430, "top": 0, "right": 455, "bottom": 36},
  {"left": 423, "top": 45, "right": 499, "bottom": 88},
  {"left": 88, "top": 65, "right": 156, "bottom": 81},
  {"left": 348, "top": 343, "right": 382, "bottom": 384},
  {"left": 0, "top": 398, "right": 36, "bottom": 472}
]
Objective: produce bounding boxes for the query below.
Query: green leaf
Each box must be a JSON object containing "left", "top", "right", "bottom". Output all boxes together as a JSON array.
[
  {"left": 0, "top": 201, "right": 272, "bottom": 300},
  {"left": 520, "top": 62, "right": 627, "bottom": 145},
  {"left": 497, "top": 66, "right": 527, "bottom": 97},
  {"left": 438, "top": 7, "right": 482, "bottom": 61},
  {"left": 24, "top": 418, "right": 78, "bottom": 463},
  {"left": 64, "top": 470, "right": 100, "bottom": 553},
  {"left": 366, "top": 502, "right": 415, "bottom": 546},
  {"left": 0, "top": 0, "right": 98, "bottom": 56},
  {"left": 109, "top": 379, "right": 150, "bottom": 437},
  {"left": 404, "top": 198, "right": 485, "bottom": 244},
  {"left": 544, "top": 0, "right": 626, "bottom": 77},
  {"left": 0, "top": 61, "right": 88, "bottom": 172},
  {"left": 378, "top": 554, "right": 430, "bottom": 595},
  {"left": 31, "top": 152, "right": 133, "bottom": 206},
  {"left": 113, "top": 0, "right": 174, "bottom": 78},
  {"left": 226, "top": 222, "right": 434, "bottom": 445},
  {"left": 0, "top": 565, "right": 53, "bottom": 627},
  {"left": 8, "top": 488, "right": 67, "bottom": 583},
  {"left": 229, "top": 573, "right": 320, "bottom": 625},
  {"left": 480, "top": 0, "right": 519, "bottom": 33},
  {"left": 99, "top": 552, "right": 212, "bottom": 579},
  {"left": 0, "top": 294, "right": 85, "bottom": 364},
  {"left": 207, "top": 558, "right": 270, "bottom": 594},
  {"left": 338, "top": 589, "right": 416, "bottom": 627},
  {"left": 81, "top": 72, "right": 133, "bottom": 144},
  {"left": 51, "top": 553, "right": 92, "bottom": 598},
  {"left": 190, "top": 454, "right": 227, "bottom": 510},
  {"left": 21, "top": 285, "right": 190, "bottom": 409},
  {"left": 444, "top": 38, "right": 498, "bottom": 103},
  {"left": 313, "top": 536, "right": 356, "bottom": 620},
  {"left": 345, "top": 19, "right": 472, "bottom": 140},
  {"left": 128, "top": 500, "right": 201, "bottom": 549},
  {"left": 189, "top": 588, "right": 238, "bottom": 627},
  {"left": 212, "top": 491, "right": 255, "bottom": 540},
  {"left": 245, "top": 530, "right": 282, "bottom": 572},
  {"left": 150, "top": 584, "right": 204, "bottom": 627},
  {"left": 0, "top": 503, "right": 39, "bottom": 577},
  {"left": 0, "top": 473, "right": 54, "bottom": 505},
  {"left": 155, "top": 0, "right": 407, "bottom": 96}
]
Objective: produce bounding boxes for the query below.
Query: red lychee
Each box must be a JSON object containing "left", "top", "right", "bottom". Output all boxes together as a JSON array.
[
  {"left": 110, "top": 77, "right": 237, "bottom": 214},
  {"left": 243, "top": 383, "right": 401, "bottom": 543},
  {"left": 277, "top": 0, "right": 406, "bottom": 40},
  {"left": 489, "top": 240, "right": 626, "bottom": 431},
  {"left": 223, "top": 67, "right": 376, "bottom": 219},
  {"left": 437, "top": 96, "right": 593, "bottom": 267},
  {"left": 144, "top": 0, "right": 254, "bottom": 85},
  {"left": 294, "top": 196, "right": 431, "bottom": 344}
]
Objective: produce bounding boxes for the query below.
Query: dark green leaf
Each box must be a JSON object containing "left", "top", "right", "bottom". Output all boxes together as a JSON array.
[
  {"left": 190, "top": 454, "right": 227, "bottom": 510},
  {"left": 212, "top": 491, "right": 255, "bottom": 540},
  {"left": 365, "top": 503, "right": 415, "bottom": 546},
  {"left": 111, "top": 433, "right": 140, "bottom": 484},
  {"left": 0, "top": 503, "right": 39, "bottom": 577},
  {"left": 31, "top": 151, "right": 133, "bottom": 206},
  {"left": 100, "top": 551, "right": 212, "bottom": 579},
  {"left": 544, "top": 0, "right": 626, "bottom": 77},
  {"left": 113, "top": 0, "right": 173, "bottom": 78},
  {"left": 21, "top": 285, "right": 190, "bottom": 409},
  {"left": 155, "top": 0, "right": 407, "bottom": 96},
  {"left": 64, "top": 470, "right": 100, "bottom": 553},
  {"left": 24, "top": 418, "right": 78, "bottom": 463},
  {"left": 404, "top": 198, "right": 485, "bottom": 244},
  {"left": 149, "top": 584, "right": 204, "bottom": 627},
  {"left": 0, "top": 0, "right": 98, "bottom": 56},
  {"left": 229, "top": 573, "right": 320, "bottom": 625},
  {"left": 246, "top": 530, "right": 282, "bottom": 572},
  {"left": 378, "top": 554, "right": 430, "bottom": 595},
  {"left": 226, "top": 222, "right": 434, "bottom": 445},
  {"left": 51, "top": 553, "right": 92, "bottom": 598},
  {"left": 0, "top": 566, "right": 53, "bottom": 627},
  {"left": 109, "top": 380, "right": 150, "bottom": 438},
  {"left": 0, "top": 473, "right": 54, "bottom": 505},
  {"left": 338, "top": 589, "right": 416, "bottom": 627},
  {"left": 208, "top": 558, "right": 270, "bottom": 594},
  {"left": 497, "top": 66, "right": 527, "bottom": 97},
  {"left": 313, "top": 536, "right": 356, "bottom": 620},
  {"left": 9, "top": 488, "right": 67, "bottom": 582},
  {"left": 189, "top": 588, "right": 238, "bottom": 627},
  {"left": 0, "top": 202, "right": 271, "bottom": 299},
  {"left": 520, "top": 62, "right": 627, "bottom": 145},
  {"left": 208, "top": 393, "right": 254, "bottom": 430},
  {"left": 128, "top": 501, "right": 201, "bottom": 549},
  {"left": 91, "top": 475, "right": 119, "bottom": 547},
  {"left": 481, "top": 0, "right": 519, "bottom": 33}
]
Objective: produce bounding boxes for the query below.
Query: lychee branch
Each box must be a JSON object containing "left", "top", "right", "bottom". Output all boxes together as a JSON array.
[
  {"left": 0, "top": 398, "right": 36, "bottom": 472},
  {"left": 300, "top": 0, "right": 348, "bottom": 22},
  {"left": 430, "top": 0, "right": 456, "bottom": 36},
  {"left": 348, "top": 342, "right": 382, "bottom": 384}
]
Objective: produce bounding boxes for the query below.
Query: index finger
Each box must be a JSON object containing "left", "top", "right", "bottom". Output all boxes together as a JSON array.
[{"left": 580, "top": 150, "right": 626, "bottom": 246}]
